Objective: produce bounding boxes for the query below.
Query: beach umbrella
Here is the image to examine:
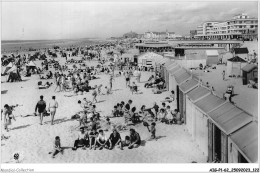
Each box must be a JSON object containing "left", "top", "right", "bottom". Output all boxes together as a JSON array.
[
  {"left": 6, "top": 65, "right": 17, "bottom": 74},
  {"left": 26, "top": 61, "right": 36, "bottom": 67}
]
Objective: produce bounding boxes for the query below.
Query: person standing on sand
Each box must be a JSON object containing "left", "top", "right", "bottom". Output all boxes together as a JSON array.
[
  {"left": 222, "top": 70, "right": 225, "bottom": 81},
  {"left": 109, "top": 75, "right": 114, "bottom": 90},
  {"left": 48, "top": 96, "right": 58, "bottom": 125},
  {"left": 92, "top": 85, "right": 98, "bottom": 103},
  {"left": 54, "top": 73, "right": 61, "bottom": 92},
  {"left": 2, "top": 104, "right": 16, "bottom": 132},
  {"left": 35, "top": 95, "right": 47, "bottom": 125}
]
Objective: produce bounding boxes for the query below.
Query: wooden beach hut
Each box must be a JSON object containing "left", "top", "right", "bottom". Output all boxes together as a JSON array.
[
  {"left": 226, "top": 56, "right": 247, "bottom": 77},
  {"left": 186, "top": 86, "right": 211, "bottom": 140},
  {"left": 192, "top": 94, "right": 226, "bottom": 160},
  {"left": 173, "top": 69, "right": 191, "bottom": 116},
  {"left": 179, "top": 78, "right": 199, "bottom": 124},
  {"left": 241, "top": 64, "right": 258, "bottom": 85},
  {"left": 207, "top": 102, "right": 253, "bottom": 163},
  {"left": 228, "top": 121, "right": 258, "bottom": 163}
]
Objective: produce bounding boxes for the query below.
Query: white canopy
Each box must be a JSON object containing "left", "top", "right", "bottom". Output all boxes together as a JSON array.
[
  {"left": 6, "top": 62, "right": 13, "bottom": 68},
  {"left": 26, "top": 61, "right": 36, "bottom": 67},
  {"left": 6, "top": 65, "right": 17, "bottom": 74}
]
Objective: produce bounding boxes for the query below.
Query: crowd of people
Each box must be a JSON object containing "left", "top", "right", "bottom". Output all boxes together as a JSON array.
[{"left": 1, "top": 41, "right": 185, "bottom": 161}]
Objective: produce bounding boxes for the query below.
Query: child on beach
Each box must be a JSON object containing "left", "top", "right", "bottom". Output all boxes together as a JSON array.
[
  {"left": 51, "top": 136, "right": 63, "bottom": 158},
  {"left": 158, "top": 108, "right": 167, "bottom": 122},
  {"left": 92, "top": 86, "right": 98, "bottom": 103},
  {"left": 97, "top": 84, "right": 102, "bottom": 95},
  {"left": 149, "top": 122, "right": 156, "bottom": 140}
]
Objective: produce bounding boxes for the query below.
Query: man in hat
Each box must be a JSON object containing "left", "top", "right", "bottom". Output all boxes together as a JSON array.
[{"left": 108, "top": 128, "right": 123, "bottom": 150}]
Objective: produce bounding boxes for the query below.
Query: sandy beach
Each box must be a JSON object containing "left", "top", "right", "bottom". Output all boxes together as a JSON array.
[{"left": 1, "top": 54, "right": 207, "bottom": 163}]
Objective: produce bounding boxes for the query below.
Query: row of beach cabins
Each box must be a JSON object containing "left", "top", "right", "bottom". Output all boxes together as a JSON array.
[{"left": 150, "top": 56, "right": 257, "bottom": 163}]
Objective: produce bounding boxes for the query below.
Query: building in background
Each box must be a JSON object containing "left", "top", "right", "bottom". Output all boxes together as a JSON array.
[
  {"left": 144, "top": 31, "right": 176, "bottom": 39},
  {"left": 190, "top": 30, "right": 197, "bottom": 39},
  {"left": 194, "top": 13, "right": 258, "bottom": 40}
]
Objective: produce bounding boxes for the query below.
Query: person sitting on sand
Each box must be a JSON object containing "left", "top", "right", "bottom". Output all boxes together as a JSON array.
[
  {"left": 165, "top": 106, "right": 175, "bottom": 124},
  {"left": 72, "top": 127, "right": 89, "bottom": 150},
  {"left": 129, "top": 107, "right": 140, "bottom": 124},
  {"left": 46, "top": 71, "right": 53, "bottom": 79},
  {"left": 89, "top": 128, "right": 98, "bottom": 150},
  {"left": 128, "top": 128, "right": 141, "bottom": 149},
  {"left": 108, "top": 129, "right": 123, "bottom": 150},
  {"left": 96, "top": 129, "right": 110, "bottom": 150},
  {"left": 122, "top": 136, "right": 131, "bottom": 147},
  {"left": 51, "top": 136, "right": 63, "bottom": 158},
  {"left": 158, "top": 108, "right": 167, "bottom": 122},
  {"left": 162, "top": 90, "right": 175, "bottom": 103},
  {"left": 152, "top": 85, "right": 162, "bottom": 94},
  {"left": 111, "top": 105, "right": 118, "bottom": 117}
]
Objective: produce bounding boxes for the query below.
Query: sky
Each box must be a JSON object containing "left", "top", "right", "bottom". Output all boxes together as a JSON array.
[{"left": 1, "top": 1, "right": 258, "bottom": 40}]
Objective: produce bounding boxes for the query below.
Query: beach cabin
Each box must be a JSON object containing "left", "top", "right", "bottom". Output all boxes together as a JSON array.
[
  {"left": 206, "top": 50, "right": 219, "bottom": 65},
  {"left": 179, "top": 78, "right": 199, "bottom": 124},
  {"left": 228, "top": 121, "right": 258, "bottom": 163},
  {"left": 173, "top": 69, "right": 191, "bottom": 116},
  {"left": 241, "top": 64, "right": 258, "bottom": 85},
  {"left": 174, "top": 50, "right": 207, "bottom": 69},
  {"left": 185, "top": 86, "right": 211, "bottom": 140},
  {"left": 207, "top": 102, "right": 253, "bottom": 163},
  {"left": 155, "top": 57, "right": 170, "bottom": 78},
  {"left": 192, "top": 94, "right": 226, "bottom": 161},
  {"left": 164, "top": 61, "right": 177, "bottom": 90},
  {"left": 167, "top": 63, "right": 181, "bottom": 91},
  {"left": 137, "top": 52, "right": 164, "bottom": 71},
  {"left": 233, "top": 48, "right": 249, "bottom": 61},
  {"left": 226, "top": 56, "right": 247, "bottom": 77}
]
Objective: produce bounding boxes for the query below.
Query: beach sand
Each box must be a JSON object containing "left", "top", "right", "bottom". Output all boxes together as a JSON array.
[{"left": 1, "top": 55, "right": 206, "bottom": 163}]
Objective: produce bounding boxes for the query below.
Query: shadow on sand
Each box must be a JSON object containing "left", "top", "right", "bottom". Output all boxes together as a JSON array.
[
  {"left": 44, "top": 117, "right": 75, "bottom": 125},
  {"left": 11, "top": 124, "right": 31, "bottom": 131}
]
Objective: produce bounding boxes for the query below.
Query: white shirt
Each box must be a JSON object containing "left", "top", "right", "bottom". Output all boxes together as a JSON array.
[
  {"left": 97, "top": 133, "right": 107, "bottom": 141},
  {"left": 78, "top": 132, "right": 86, "bottom": 140}
]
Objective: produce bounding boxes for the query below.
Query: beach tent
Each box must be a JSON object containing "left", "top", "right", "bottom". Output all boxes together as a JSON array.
[
  {"left": 3, "top": 62, "right": 14, "bottom": 74},
  {"left": 227, "top": 56, "right": 247, "bottom": 77},
  {"left": 6, "top": 65, "right": 17, "bottom": 74},
  {"left": 26, "top": 61, "right": 37, "bottom": 73},
  {"left": 26, "top": 61, "right": 37, "bottom": 67}
]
